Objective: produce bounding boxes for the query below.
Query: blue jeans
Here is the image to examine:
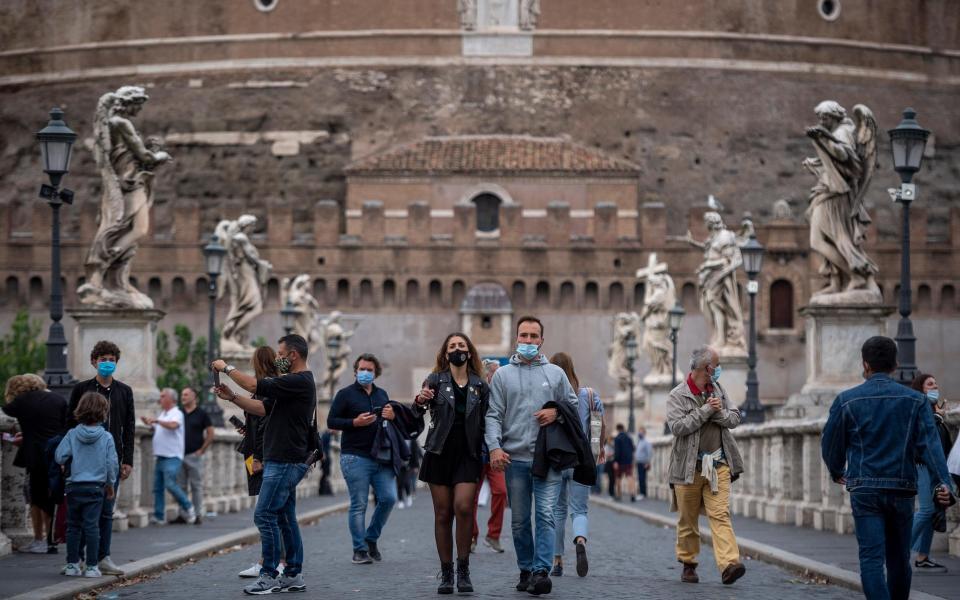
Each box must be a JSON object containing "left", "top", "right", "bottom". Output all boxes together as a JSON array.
[
  {"left": 553, "top": 468, "right": 590, "bottom": 556},
  {"left": 66, "top": 484, "right": 104, "bottom": 565},
  {"left": 505, "top": 460, "right": 562, "bottom": 573},
  {"left": 851, "top": 491, "right": 914, "bottom": 600},
  {"left": 255, "top": 461, "right": 309, "bottom": 578},
  {"left": 340, "top": 453, "right": 397, "bottom": 552},
  {"left": 636, "top": 463, "right": 648, "bottom": 497},
  {"left": 78, "top": 474, "right": 118, "bottom": 562},
  {"left": 910, "top": 464, "right": 937, "bottom": 556},
  {"left": 153, "top": 456, "right": 193, "bottom": 520}
]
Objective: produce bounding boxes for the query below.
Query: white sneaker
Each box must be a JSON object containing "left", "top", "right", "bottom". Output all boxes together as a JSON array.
[
  {"left": 239, "top": 564, "right": 262, "bottom": 578},
  {"left": 84, "top": 566, "right": 102, "bottom": 578},
  {"left": 62, "top": 563, "right": 82, "bottom": 577},
  {"left": 405, "top": 497, "right": 413, "bottom": 508},
  {"left": 277, "top": 564, "right": 285, "bottom": 576},
  {"left": 98, "top": 556, "right": 124, "bottom": 575},
  {"left": 185, "top": 507, "right": 197, "bottom": 525},
  {"left": 24, "top": 540, "right": 48, "bottom": 554},
  {"left": 396, "top": 502, "right": 404, "bottom": 510}
]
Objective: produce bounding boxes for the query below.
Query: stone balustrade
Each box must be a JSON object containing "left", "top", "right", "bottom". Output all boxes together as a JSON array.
[
  {"left": 0, "top": 418, "right": 345, "bottom": 554},
  {"left": 646, "top": 411, "right": 960, "bottom": 557}
]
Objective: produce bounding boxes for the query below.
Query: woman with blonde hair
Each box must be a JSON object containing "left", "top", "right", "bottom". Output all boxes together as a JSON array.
[
  {"left": 3, "top": 373, "right": 68, "bottom": 553},
  {"left": 548, "top": 352, "right": 605, "bottom": 578}
]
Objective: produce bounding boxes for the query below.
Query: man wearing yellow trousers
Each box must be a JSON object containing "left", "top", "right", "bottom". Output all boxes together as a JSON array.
[{"left": 666, "top": 345, "right": 746, "bottom": 585}]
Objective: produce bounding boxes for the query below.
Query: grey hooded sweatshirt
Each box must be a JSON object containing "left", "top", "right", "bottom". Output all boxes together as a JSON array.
[{"left": 484, "top": 353, "right": 579, "bottom": 462}]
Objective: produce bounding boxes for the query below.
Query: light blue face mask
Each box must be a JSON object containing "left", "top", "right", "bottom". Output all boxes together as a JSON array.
[
  {"left": 710, "top": 365, "right": 723, "bottom": 383},
  {"left": 97, "top": 360, "right": 117, "bottom": 378},
  {"left": 927, "top": 389, "right": 940, "bottom": 402},
  {"left": 516, "top": 343, "right": 540, "bottom": 360},
  {"left": 357, "top": 370, "right": 375, "bottom": 386}
]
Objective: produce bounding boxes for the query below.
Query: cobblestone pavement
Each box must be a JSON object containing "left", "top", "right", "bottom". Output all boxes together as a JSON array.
[{"left": 116, "top": 491, "right": 858, "bottom": 599}]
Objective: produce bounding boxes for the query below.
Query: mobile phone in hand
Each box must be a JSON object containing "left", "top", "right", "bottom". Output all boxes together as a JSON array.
[
  {"left": 213, "top": 369, "right": 221, "bottom": 386},
  {"left": 228, "top": 415, "right": 245, "bottom": 431}
]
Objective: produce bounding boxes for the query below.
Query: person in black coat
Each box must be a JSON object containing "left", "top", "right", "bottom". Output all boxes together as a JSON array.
[
  {"left": 3, "top": 373, "right": 67, "bottom": 552},
  {"left": 414, "top": 332, "right": 490, "bottom": 594},
  {"left": 65, "top": 340, "right": 133, "bottom": 575}
]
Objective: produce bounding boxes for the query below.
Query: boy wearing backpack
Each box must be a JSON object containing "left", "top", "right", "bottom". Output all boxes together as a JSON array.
[{"left": 55, "top": 392, "right": 118, "bottom": 578}]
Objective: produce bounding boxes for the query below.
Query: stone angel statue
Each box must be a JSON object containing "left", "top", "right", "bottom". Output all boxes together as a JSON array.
[
  {"left": 282, "top": 274, "right": 323, "bottom": 355},
  {"left": 608, "top": 312, "right": 642, "bottom": 381},
  {"left": 215, "top": 216, "right": 272, "bottom": 356},
  {"left": 78, "top": 86, "right": 172, "bottom": 309},
  {"left": 319, "top": 311, "right": 355, "bottom": 395},
  {"left": 636, "top": 254, "right": 677, "bottom": 383},
  {"left": 803, "top": 101, "right": 881, "bottom": 303}
]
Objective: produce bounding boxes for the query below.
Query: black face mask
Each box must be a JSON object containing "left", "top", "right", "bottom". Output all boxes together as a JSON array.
[{"left": 448, "top": 350, "right": 469, "bottom": 367}]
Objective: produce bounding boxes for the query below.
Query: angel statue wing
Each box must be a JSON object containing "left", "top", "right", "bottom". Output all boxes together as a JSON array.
[
  {"left": 213, "top": 219, "right": 234, "bottom": 301},
  {"left": 852, "top": 104, "right": 878, "bottom": 211}
]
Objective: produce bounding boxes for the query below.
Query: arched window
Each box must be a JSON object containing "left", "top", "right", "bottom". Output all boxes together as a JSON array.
[
  {"left": 534, "top": 281, "right": 550, "bottom": 308},
  {"left": 171, "top": 277, "right": 187, "bottom": 308},
  {"left": 606, "top": 282, "right": 624, "bottom": 310},
  {"left": 511, "top": 281, "right": 526, "bottom": 308},
  {"left": 337, "top": 279, "right": 350, "bottom": 305},
  {"left": 266, "top": 278, "right": 280, "bottom": 307},
  {"left": 769, "top": 279, "right": 794, "bottom": 329},
  {"left": 383, "top": 279, "right": 397, "bottom": 307},
  {"left": 29, "top": 276, "right": 44, "bottom": 308},
  {"left": 313, "top": 279, "right": 327, "bottom": 306},
  {"left": 941, "top": 285, "right": 956, "bottom": 312},
  {"left": 917, "top": 284, "right": 932, "bottom": 312},
  {"left": 681, "top": 282, "right": 698, "bottom": 312},
  {"left": 584, "top": 281, "right": 599, "bottom": 309},
  {"left": 633, "top": 283, "right": 645, "bottom": 309},
  {"left": 472, "top": 193, "right": 502, "bottom": 233},
  {"left": 429, "top": 280, "right": 443, "bottom": 307},
  {"left": 148, "top": 277, "right": 163, "bottom": 304},
  {"left": 4, "top": 276, "right": 19, "bottom": 305},
  {"left": 359, "top": 279, "right": 375, "bottom": 308},
  {"left": 559, "top": 281, "right": 576, "bottom": 309},
  {"left": 451, "top": 280, "right": 466, "bottom": 308},
  {"left": 195, "top": 277, "right": 209, "bottom": 300},
  {"left": 406, "top": 279, "right": 420, "bottom": 307}
]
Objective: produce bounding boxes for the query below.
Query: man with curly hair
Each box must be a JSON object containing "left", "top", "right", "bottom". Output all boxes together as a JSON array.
[{"left": 66, "top": 340, "right": 135, "bottom": 575}]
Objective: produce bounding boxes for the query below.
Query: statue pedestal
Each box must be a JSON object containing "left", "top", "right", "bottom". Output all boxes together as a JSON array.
[
  {"left": 68, "top": 308, "right": 165, "bottom": 414},
  {"left": 641, "top": 378, "right": 674, "bottom": 433},
  {"left": 611, "top": 385, "right": 646, "bottom": 431},
  {"left": 717, "top": 353, "right": 748, "bottom": 407},
  {"left": 779, "top": 304, "right": 895, "bottom": 418}
]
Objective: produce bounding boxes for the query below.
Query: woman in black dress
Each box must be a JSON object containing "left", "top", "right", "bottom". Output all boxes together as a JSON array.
[{"left": 415, "top": 332, "right": 489, "bottom": 594}]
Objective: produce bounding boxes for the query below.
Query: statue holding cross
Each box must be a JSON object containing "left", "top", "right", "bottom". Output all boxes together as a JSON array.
[{"left": 636, "top": 253, "right": 678, "bottom": 383}]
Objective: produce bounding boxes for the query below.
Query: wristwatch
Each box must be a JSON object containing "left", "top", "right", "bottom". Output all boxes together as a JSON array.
[{"left": 224, "top": 365, "right": 236, "bottom": 375}]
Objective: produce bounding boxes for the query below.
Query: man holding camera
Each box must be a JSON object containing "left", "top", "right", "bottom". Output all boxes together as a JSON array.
[{"left": 213, "top": 334, "right": 316, "bottom": 595}]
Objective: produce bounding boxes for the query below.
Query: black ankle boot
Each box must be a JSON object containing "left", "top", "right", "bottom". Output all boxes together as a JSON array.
[
  {"left": 456, "top": 558, "right": 474, "bottom": 593},
  {"left": 438, "top": 562, "right": 454, "bottom": 594}
]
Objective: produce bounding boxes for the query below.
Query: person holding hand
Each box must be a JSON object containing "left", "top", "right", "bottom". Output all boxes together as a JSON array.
[
  {"left": 484, "top": 316, "right": 579, "bottom": 596},
  {"left": 666, "top": 345, "right": 746, "bottom": 586},
  {"left": 415, "top": 333, "right": 489, "bottom": 594},
  {"left": 326, "top": 353, "right": 397, "bottom": 565}
]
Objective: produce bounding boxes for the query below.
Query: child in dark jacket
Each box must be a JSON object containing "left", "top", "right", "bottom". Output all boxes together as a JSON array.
[{"left": 55, "top": 392, "right": 119, "bottom": 578}]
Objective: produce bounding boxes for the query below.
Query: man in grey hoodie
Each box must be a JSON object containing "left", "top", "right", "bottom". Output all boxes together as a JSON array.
[{"left": 485, "top": 316, "right": 578, "bottom": 596}]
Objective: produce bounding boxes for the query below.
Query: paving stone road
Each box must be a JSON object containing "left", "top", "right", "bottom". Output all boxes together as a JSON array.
[{"left": 117, "top": 493, "right": 859, "bottom": 599}]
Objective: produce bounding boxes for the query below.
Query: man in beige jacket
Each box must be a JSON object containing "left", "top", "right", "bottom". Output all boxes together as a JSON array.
[{"left": 666, "top": 345, "right": 746, "bottom": 585}]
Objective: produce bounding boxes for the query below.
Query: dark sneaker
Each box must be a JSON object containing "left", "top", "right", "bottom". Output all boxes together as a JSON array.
[
  {"left": 515, "top": 570, "right": 532, "bottom": 592},
  {"left": 681, "top": 563, "right": 699, "bottom": 583},
  {"left": 575, "top": 543, "right": 588, "bottom": 577},
  {"left": 278, "top": 573, "right": 306, "bottom": 592},
  {"left": 550, "top": 563, "right": 562, "bottom": 577},
  {"left": 437, "top": 562, "right": 454, "bottom": 594},
  {"left": 526, "top": 570, "right": 552, "bottom": 595},
  {"left": 914, "top": 558, "right": 948, "bottom": 572},
  {"left": 456, "top": 558, "right": 474, "bottom": 593},
  {"left": 721, "top": 562, "right": 746, "bottom": 585},
  {"left": 243, "top": 574, "right": 281, "bottom": 595},
  {"left": 352, "top": 550, "right": 373, "bottom": 565},
  {"left": 366, "top": 540, "right": 382, "bottom": 562}
]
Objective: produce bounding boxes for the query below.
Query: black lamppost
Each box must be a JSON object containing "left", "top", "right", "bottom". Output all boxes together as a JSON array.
[
  {"left": 326, "top": 335, "right": 341, "bottom": 401},
  {"left": 202, "top": 235, "right": 227, "bottom": 426},
  {"left": 35, "top": 108, "right": 77, "bottom": 400},
  {"left": 280, "top": 300, "right": 299, "bottom": 336},
  {"left": 625, "top": 332, "right": 638, "bottom": 434},
  {"left": 665, "top": 303, "right": 685, "bottom": 435},
  {"left": 740, "top": 233, "right": 765, "bottom": 423},
  {"left": 888, "top": 108, "right": 930, "bottom": 385}
]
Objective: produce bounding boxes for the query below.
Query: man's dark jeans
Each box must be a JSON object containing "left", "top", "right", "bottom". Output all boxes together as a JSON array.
[
  {"left": 66, "top": 483, "right": 105, "bottom": 565},
  {"left": 851, "top": 491, "right": 914, "bottom": 600},
  {"left": 255, "top": 462, "right": 308, "bottom": 578}
]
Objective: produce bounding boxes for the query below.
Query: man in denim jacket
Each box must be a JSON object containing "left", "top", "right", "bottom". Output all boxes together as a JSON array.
[{"left": 821, "top": 336, "right": 954, "bottom": 600}]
